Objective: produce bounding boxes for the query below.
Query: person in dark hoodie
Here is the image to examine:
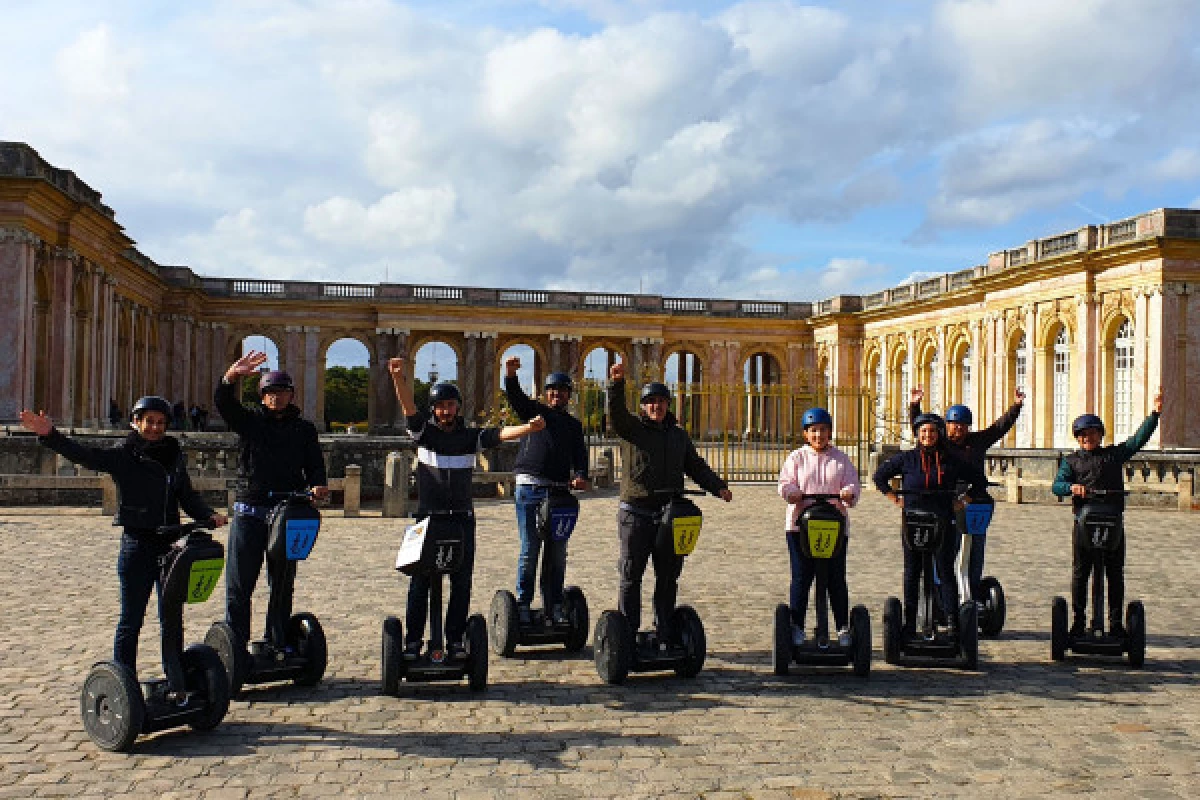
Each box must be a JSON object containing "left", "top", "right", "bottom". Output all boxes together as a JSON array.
[
  {"left": 873, "top": 413, "right": 987, "bottom": 639},
  {"left": 1052, "top": 390, "right": 1163, "bottom": 637},
  {"left": 19, "top": 398, "right": 226, "bottom": 681},
  {"left": 215, "top": 350, "right": 329, "bottom": 648},
  {"left": 908, "top": 386, "right": 1024, "bottom": 608},
  {"left": 606, "top": 360, "right": 732, "bottom": 651},
  {"left": 502, "top": 356, "right": 590, "bottom": 625}
]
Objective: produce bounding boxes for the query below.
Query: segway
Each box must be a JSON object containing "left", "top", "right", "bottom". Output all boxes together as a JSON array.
[
  {"left": 773, "top": 494, "right": 871, "bottom": 678},
  {"left": 382, "top": 509, "right": 488, "bottom": 693},
  {"left": 205, "top": 491, "right": 327, "bottom": 694},
  {"left": 881, "top": 488, "right": 978, "bottom": 670},
  {"left": 81, "top": 521, "right": 229, "bottom": 752},
  {"left": 1051, "top": 489, "right": 1145, "bottom": 668},
  {"left": 958, "top": 495, "right": 1007, "bottom": 637},
  {"left": 594, "top": 489, "right": 707, "bottom": 685},
  {"left": 491, "top": 483, "right": 589, "bottom": 656}
]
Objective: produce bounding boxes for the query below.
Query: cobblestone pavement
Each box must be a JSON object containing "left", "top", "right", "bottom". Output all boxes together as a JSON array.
[{"left": 0, "top": 487, "right": 1197, "bottom": 799}]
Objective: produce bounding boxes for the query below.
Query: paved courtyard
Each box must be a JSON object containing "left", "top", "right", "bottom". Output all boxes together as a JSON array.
[{"left": 0, "top": 486, "right": 1197, "bottom": 798}]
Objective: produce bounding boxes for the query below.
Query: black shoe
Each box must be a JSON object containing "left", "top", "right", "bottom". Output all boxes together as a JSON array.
[
  {"left": 1068, "top": 616, "right": 1086, "bottom": 638},
  {"left": 550, "top": 604, "right": 570, "bottom": 626},
  {"left": 517, "top": 604, "right": 533, "bottom": 626},
  {"left": 901, "top": 624, "right": 917, "bottom": 642},
  {"left": 448, "top": 641, "right": 467, "bottom": 660},
  {"left": 1109, "top": 622, "right": 1127, "bottom": 639},
  {"left": 403, "top": 640, "right": 423, "bottom": 660}
]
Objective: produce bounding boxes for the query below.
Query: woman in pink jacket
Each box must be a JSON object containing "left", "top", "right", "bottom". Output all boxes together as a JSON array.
[{"left": 777, "top": 408, "right": 862, "bottom": 647}]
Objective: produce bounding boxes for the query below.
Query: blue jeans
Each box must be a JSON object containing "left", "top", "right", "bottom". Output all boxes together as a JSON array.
[
  {"left": 115, "top": 532, "right": 175, "bottom": 676},
  {"left": 786, "top": 531, "right": 849, "bottom": 633},
  {"left": 514, "top": 484, "right": 569, "bottom": 609},
  {"left": 225, "top": 513, "right": 291, "bottom": 645},
  {"left": 406, "top": 517, "right": 477, "bottom": 646}
]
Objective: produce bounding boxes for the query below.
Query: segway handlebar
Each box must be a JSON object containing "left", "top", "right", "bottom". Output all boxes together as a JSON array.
[
  {"left": 155, "top": 520, "right": 217, "bottom": 538},
  {"left": 1083, "top": 489, "right": 1130, "bottom": 498},
  {"left": 651, "top": 487, "right": 708, "bottom": 497},
  {"left": 800, "top": 492, "right": 843, "bottom": 501}
]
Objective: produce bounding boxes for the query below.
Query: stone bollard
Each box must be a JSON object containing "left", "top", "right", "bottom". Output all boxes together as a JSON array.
[
  {"left": 101, "top": 475, "right": 117, "bottom": 516},
  {"left": 343, "top": 464, "right": 362, "bottom": 518},
  {"left": 226, "top": 480, "right": 238, "bottom": 515},
  {"left": 1006, "top": 467, "right": 1022, "bottom": 504},
  {"left": 1180, "top": 470, "right": 1195, "bottom": 512},
  {"left": 382, "top": 451, "right": 412, "bottom": 518}
]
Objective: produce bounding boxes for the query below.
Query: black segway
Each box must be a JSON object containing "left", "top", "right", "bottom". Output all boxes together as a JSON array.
[
  {"left": 594, "top": 489, "right": 707, "bottom": 685},
  {"left": 881, "top": 488, "right": 978, "bottom": 670},
  {"left": 773, "top": 494, "right": 871, "bottom": 678},
  {"left": 382, "top": 509, "right": 488, "bottom": 693},
  {"left": 491, "top": 483, "right": 589, "bottom": 657},
  {"left": 1051, "top": 489, "right": 1145, "bottom": 668},
  {"left": 205, "top": 491, "right": 327, "bottom": 694},
  {"left": 958, "top": 498, "right": 1007, "bottom": 637},
  {"left": 81, "top": 521, "right": 230, "bottom": 752}
]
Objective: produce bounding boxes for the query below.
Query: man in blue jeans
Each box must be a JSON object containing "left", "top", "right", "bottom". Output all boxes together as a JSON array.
[{"left": 503, "top": 356, "right": 591, "bottom": 625}]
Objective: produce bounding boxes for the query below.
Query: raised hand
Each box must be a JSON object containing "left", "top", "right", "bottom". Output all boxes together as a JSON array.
[
  {"left": 609, "top": 361, "right": 625, "bottom": 382},
  {"left": 226, "top": 351, "right": 269, "bottom": 381},
  {"left": 18, "top": 409, "right": 53, "bottom": 437},
  {"left": 387, "top": 356, "right": 407, "bottom": 378},
  {"left": 1153, "top": 388, "right": 1163, "bottom": 414},
  {"left": 1015, "top": 387, "right": 1026, "bottom": 405},
  {"left": 910, "top": 386, "right": 924, "bottom": 404},
  {"left": 505, "top": 356, "right": 521, "bottom": 377},
  {"left": 528, "top": 415, "right": 547, "bottom": 433}
]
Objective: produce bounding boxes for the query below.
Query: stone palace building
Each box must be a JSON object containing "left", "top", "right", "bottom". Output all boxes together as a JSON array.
[{"left": 2, "top": 141, "right": 1198, "bottom": 450}]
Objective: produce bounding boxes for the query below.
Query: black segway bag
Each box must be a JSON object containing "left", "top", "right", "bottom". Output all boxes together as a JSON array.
[
  {"left": 901, "top": 508, "right": 944, "bottom": 553},
  {"left": 537, "top": 488, "right": 580, "bottom": 542},
  {"left": 160, "top": 535, "right": 225, "bottom": 607},
  {"left": 395, "top": 514, "right": 467, "bottom": 576},
  {"left": 1076, "top": 505, "right": 1124, "bottom": 553},
  {"left": 267, "top": 497, "right": 321, "bottom": 562},
  {"left": 655, "top": 497, "right": 703, "bottom": 557},
  {"left": 796, "top": 502, "right": 846, "bottom": 560}
]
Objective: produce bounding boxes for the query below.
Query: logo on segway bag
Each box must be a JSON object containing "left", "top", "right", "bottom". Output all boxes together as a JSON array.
[
  {"left": 284, "top": 519, "right": 320, "bottom": 560},
  {"left": 186, "top": 559, "right": 224, "bottom": 604},
  {"left": 1090, "top": 525, "right": 1111, "bottom": 549},
  {"left": 434, "top": 543, "right": 459, "bottom": 571},
  {"left": 806, "top": 519, "right": 840, "bottom": 559},
  {"left": 911, "top": 526, "right": 933, "bottom": 549}
]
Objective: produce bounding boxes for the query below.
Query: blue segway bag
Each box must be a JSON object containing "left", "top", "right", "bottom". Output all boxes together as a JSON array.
[
  {"left": 267, "top": 497, "right": 321, "bottom": 562},
  {"left": 537, "top": 488, "right": 580, "bottom": 542},
  {"left": 963, "top": 503, "right": 994, "bottom": 536}
]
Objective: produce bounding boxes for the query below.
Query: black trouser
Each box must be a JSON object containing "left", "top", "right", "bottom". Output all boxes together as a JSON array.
[
  {"left": 1071, "top": 522, "right": 1126, "bottom": 627},
  {"left": 115, "top": 532, "right": 175, "bottom": 676},
  {"left": 406, "top": 517, "right": 477, "bottom": 646},
  {"left": 225, "top": 513, "right": 293, "bottom": 645},
  {"left": 902, "top": 523, "right": 959, "bottom": 630},
  {"left": 617, "top": 508, "right": 684, "bottom": 637},
  {"left": 787, "top": 531, "right": 849, "bottom": 632}
]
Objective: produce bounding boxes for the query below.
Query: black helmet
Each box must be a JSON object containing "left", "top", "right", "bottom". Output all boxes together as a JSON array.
[
  {"left": 544, "top": 372, "right": 573, "bottom": 392},
  {"left": 131, "top": 396, "right": 172, "bottom": 419},
  {"left": 429, "top": 382, "right": 463, "bottom": 407},
  {"left": 258, "top": 370, "right": 294, "bottom": 395},
  {"left": 912, "top": 412, "right": 946, "bottom": 439},
  {"left": 639, "top": 382, "right": 671, "bottom": 403},
  {"left": 1071, "top": 414, "right": 1105, "bottom": 438}
]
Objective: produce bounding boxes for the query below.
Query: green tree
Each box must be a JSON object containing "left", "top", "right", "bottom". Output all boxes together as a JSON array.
[{"left": 324, "top": 366, "right": 369, "bottom": 428}]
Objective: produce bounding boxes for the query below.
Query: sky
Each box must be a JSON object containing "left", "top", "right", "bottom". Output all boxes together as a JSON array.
[{"left": 5, "top": 0, "right": 1200, "bottom": 370}]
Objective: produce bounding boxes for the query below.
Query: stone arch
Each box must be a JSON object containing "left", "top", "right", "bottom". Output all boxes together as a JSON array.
[
  {"left": 1037, "top": 310, "right": 1075, "bottom": 349},
  {"left": 1101, "top": 310, "right": 1137, "bottom": 440},
  {"left": 496, "top": 336, "right": 550, "bottom": 391},
  {"left": 663, "top": 344, "right": 708, "bottom": 433},
  {"left": 579, "top": 340, "right": 629, "bottom": 383},
  {"left": 320, "top": 335, "right": 372, "bottom": 432},
  {"left": 227, "top": 328, "right": 285, "bottom": 366},
  {"left": 662, "top": 343, "right": 708, "bottom": 385},
  {"left": 741, "top": 347, "right": 784, "bottom": 387},
  {"left": 946, "top": 327, "right": 972, "bottom": 407}
]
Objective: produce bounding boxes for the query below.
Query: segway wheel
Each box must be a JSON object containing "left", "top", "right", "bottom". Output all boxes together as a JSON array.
[
  {"left": 772, "top": 604, "right": 791, "bottom": 677},
  {"left": 563, "top": 586, "right": 590, "bottom": 653},
  {"left": 882, "top": 597, "right": 902, "bottom": 666},
  {"left": 465, "top": 614, "right": 489, "bottom": 692},
  {"left": 488, "top": 590, "right": 519, "bottom": 657},
  {"left": 1126, "top": 601, "right": 1146, "bottom": 669},
  {"left": 204, "top": 621, "right": 249, "bottom": 696},
  {"left": 381, "top": 616, "right": 404, "bottom": 695},
  {"left": 593, "top": 610, "right": 632, "bottom": 685},
  {"left": 287, "top": 612, "right": 327, "bottom": 687},
  {"left": 182, "top": 644, "right": 230, "bottom": 732},
  {"left": 850, "top": 605, "right": 872, "bottom": 679},
  {"left": 979, "top": 576, "right": 1006, "bottom": 638},
  {"left": 80, "top": 662, "right": 144, "bottom": 752},
  {"left": 1051, "top": 596, "right": 1068, "bottom": 662},
  {"left": 958, "top": 602, "right": 979, "bottom": 671},
  {"left": 671, "top": 606, "right": 706, "bottom": 679}
]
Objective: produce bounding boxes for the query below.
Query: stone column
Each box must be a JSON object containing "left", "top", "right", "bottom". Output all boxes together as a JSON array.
[
  {"left": 1144, "top": 285, "right": 1165, "bottom": 448},
  {"left": 481, "top": 332, "right": 498, "bottom": 420},
  {"left": 565, "top": 336, "right": 582, "bottom": 384},
  {"left": 0, "top": 227, "right": 41, "bottom": 421},
  {"left": 370, "top": 328, "right": 407, "bottom": 433},
  {"left": 303, "top": 326, "right": 321, "bottom": 424},
  {"left": 1073, "top": 293, "right": 1097, "bottom": 426},
  {"left": 549, "top": 336, "right": 564, "bottom": 374},
  {"left": 1022, "top": 304, "right": 1037, "bottom": 448},
  {"left": 462, "top": 333, "right": 480, "bottom": 420},
  {"left": 1132, "top": 286, "right": 1150, "bottom": 428},
  {"left": 968, "top": 318, "right": 983, "bottom": 414}
]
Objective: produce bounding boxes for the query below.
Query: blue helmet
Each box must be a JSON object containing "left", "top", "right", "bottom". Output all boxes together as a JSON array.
[
  {"left": 801, "top": 407, "right": 833, "bottom": 430},
  {"left": 945, "top": 404, "right": 973, "bottom": 425},
  {"left": 429, "top": 382, "right": 462, "bottom": 407},
  {"left": 912, "top": 412, "right": 946, "bottom": 438},
  {"left": 1071, "top": 414, "right": 1105, "bottom": 438}
]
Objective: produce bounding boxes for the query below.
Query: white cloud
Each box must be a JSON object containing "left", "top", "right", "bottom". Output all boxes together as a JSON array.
[
  {"left": 1152, "top": 148, "right": 1200, "bottom": 182},
  {"left": 304, "top": 187, "right": 458, "bottom": 247},
  {"left": 54, "top": 25, "right": 137, "bottom": 104},
  {"left": 818, "top": 257, "right": 889, "bottom": 294}
]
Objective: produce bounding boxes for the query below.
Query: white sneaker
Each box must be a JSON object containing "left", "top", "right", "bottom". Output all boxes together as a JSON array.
[
  {"left": 791, "top": 625, "right": 806, "bottom": 646},
  {"left": 837, "top": 627, "right": 853, "bottom": 648}
]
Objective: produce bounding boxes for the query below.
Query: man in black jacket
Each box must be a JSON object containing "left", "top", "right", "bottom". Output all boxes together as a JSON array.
[
  {"left": 503, "top": 356, "right": 590, "bottom": 624},
  {"left": 909, "top": 386, "right": 1024, "bottom": 608},
  {"left": 20, "top": 398, "right": 225, "bottom": 679},
  {"left": 607, "top": 361, "right": 732, "bottom": 648},
  {"left": 215, "top": 350, "right": 329, "bottom": 647}
]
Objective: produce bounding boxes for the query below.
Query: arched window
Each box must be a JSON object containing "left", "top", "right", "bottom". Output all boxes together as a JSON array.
[
  {"left": 1053, "top": 327, "right": 1071, "bottom": 448},
  {"left": 1014, "top": 333, "right": 1029, "bottom": 445},
  {"left": 960, "top": 345, "right": 972, "bottom": 409},
  {"left": 1113, "top": 319, "right": 1135, "bottom": 439}
]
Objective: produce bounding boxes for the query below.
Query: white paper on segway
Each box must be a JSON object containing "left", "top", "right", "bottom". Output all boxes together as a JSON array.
[{"left": 395, "top": 518, "right": 430, "bottom": 571}]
